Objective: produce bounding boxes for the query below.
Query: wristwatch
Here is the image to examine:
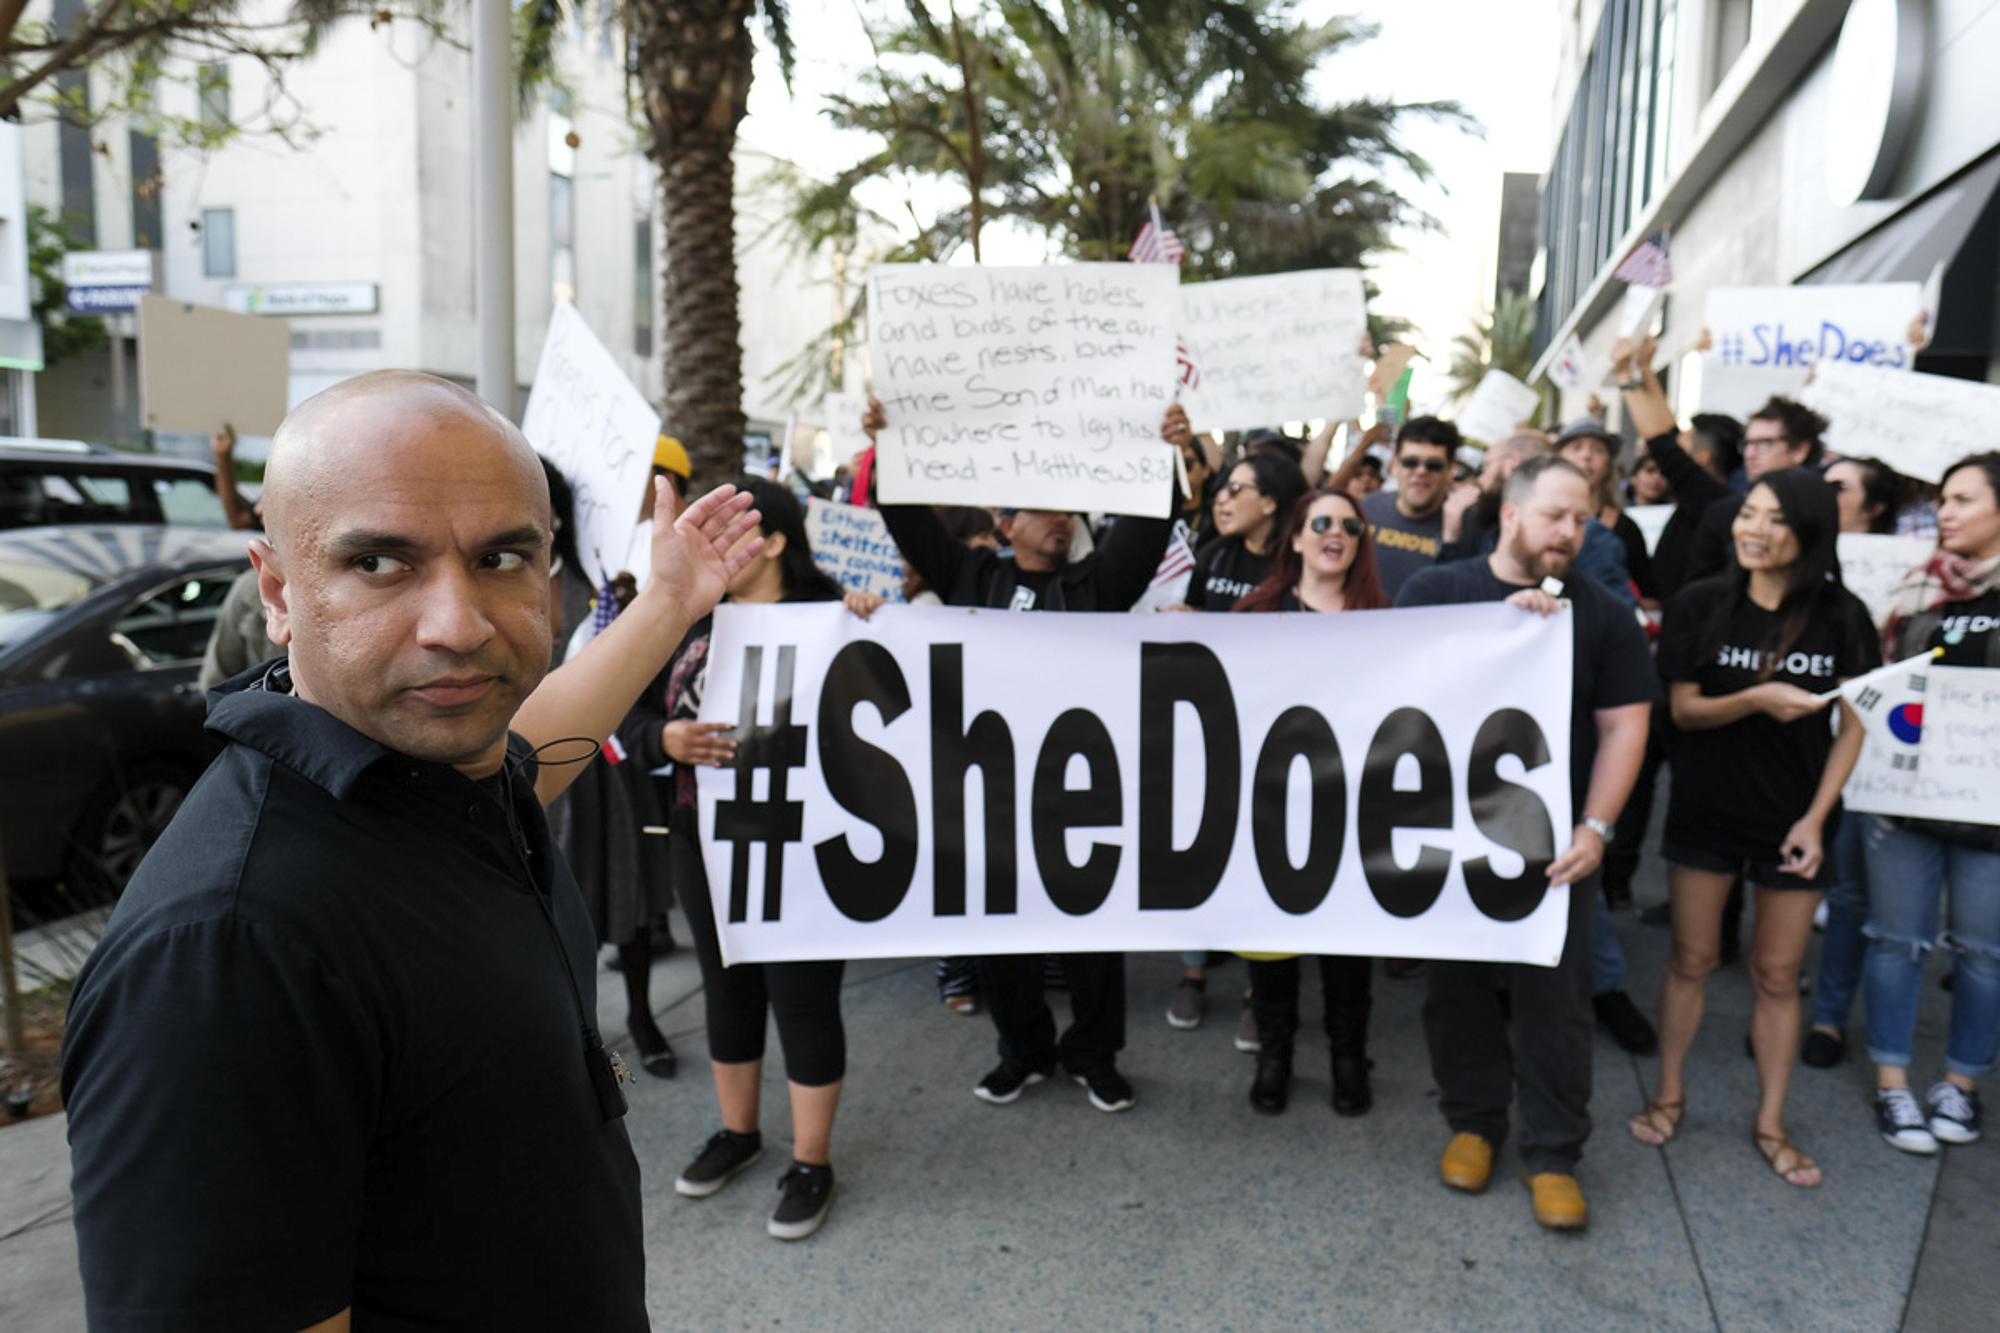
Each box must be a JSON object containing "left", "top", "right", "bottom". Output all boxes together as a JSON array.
[{"left": 1582, "top": 816, "right": 1615, "bottom": 845}]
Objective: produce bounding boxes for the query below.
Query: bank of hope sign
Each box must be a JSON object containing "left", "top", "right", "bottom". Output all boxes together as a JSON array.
[{"left": 697, "top": 602, "right": 1580, "bottom": 969}]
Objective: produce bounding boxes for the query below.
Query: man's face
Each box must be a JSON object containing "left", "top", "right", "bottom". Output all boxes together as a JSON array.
[
  {"left": 1502, "top": 470, "right": 1592, "bottom": 581},
  {"left": 1741, "top": 418, "right": 1811, "bottom": 481},
  {"left": 256, "top": 402, "right": 553, "bottom": 778},
  {"left": 1007, "top": 508, "right": 1073, "bottom": 562},
  {"left": 1392, "top": 440, "right": 1452, "bottom": 515}
]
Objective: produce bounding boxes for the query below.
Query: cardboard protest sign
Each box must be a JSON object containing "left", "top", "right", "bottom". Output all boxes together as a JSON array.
[
  {"left": 1836, "top": 532, "right": 1933, "bottom": 627},
  {"left": 1456, "top": 369, "right": 1541, "bottom": 444},
  {"left": 805, "top": 499, "right": 905, "bottom": 602},
  {"left": 697, "top": 601, "right": 1576, "bottom": 965},
  {"left": 137, "top": 295, "right": 290, "bottom": 436},
  {"left": 1800, "top": 361, "right": 2000, "bottom": 484},
  {"left": 1180, "top": 269, "right": 1368, "bottom": 430},
  {"left": 1700, "top": 283, "right": 1921, "bottom": 419},
  {"left": 868, "top": 264, "right": 1179, "bottom": 517},
  {"left": 520, "top": 301, "right": 660, "bottom": 591},
  {"left": 1844, "top": 665, "right": 2000, "bottom": 826}
]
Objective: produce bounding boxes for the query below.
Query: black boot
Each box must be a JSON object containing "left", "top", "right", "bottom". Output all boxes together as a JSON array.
[
  {"left": 1331, "top": 1053, "right": 1373, "bottom": 1117},
  {"left": 1250, "top": 1049, "right": 1292, "bottom": 1115}
]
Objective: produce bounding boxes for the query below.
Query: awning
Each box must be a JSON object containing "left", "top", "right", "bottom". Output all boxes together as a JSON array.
[{"left": 1802, "top": 150, "right": 2000, "bottom": 285}]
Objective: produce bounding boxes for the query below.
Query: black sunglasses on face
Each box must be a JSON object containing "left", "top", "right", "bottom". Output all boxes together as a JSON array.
[
  {"left": 1224, "top": 480, "right": 1258, "bottom": 496},
  {"left": 1309, "top": 514, "right": 1365, "bottom": 537},
  {"left": 1398, "top": 456, "right": 1448, "bottom": 473}
]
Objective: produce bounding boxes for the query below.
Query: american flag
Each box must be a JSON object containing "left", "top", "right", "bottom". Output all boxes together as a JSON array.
[
  {"left": 1148, "top": 530, "right": 1197, "bottom": 588},
  {"left": 1614, "top": 231, "right": 1673, "bottom": 288},
  {"left": 1128, "top": 201, "right": 1185, "bottom": 265}
]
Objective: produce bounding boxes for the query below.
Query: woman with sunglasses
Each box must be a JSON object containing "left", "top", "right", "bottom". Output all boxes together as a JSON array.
[
  {"left": 1185, "top": 450, "right": 1308, "bottom": 611},
  {"left": 1230, "top": 488, "right": 1390, "bottom": 1115},
  {"left": 1629, "top": 467, "right": 1879, "bottom": 1187}
]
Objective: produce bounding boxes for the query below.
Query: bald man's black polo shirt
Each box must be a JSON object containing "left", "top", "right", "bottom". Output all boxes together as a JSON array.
[{"left": 62, "top": 677, "right": 647, "bottom": 1332}]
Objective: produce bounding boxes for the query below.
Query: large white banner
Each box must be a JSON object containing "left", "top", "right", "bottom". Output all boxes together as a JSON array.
[
  {"left": 695, "top": 602, "right": 1578, "bottom": 966},
  {"left": 1802, "top": 361, "right": 2000, "bottom": 484},
  {"left": 805, "top": 499, "right": 905, "bottom": 602},
  {"left": 868, "top": 263, "right": 1179, "bottom": 518},
  {"left": 1181, "top": 269, "right": 1368, "bottom": 430},
  {"left": 521, "top": 301, "right": 660, "bottom": 590},
  {"left": 1700, "top": 283, "right": 1921, "bottom": 420},
  {"left": 1844, "top": 665, "right": 2000, "bottom": 825},
  {"left": 1838, "top": 532, "right": 1933, "bottom": 627}
]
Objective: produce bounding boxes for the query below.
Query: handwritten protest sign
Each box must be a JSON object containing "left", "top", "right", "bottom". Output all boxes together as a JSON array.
[
  {"left": 1845, "top": 666, "right": 2000, "bottom": 826},
  {"left": 1837, "top": 532, "right": 1933, "bottom": 627},
  {"left": 1456, "top": 369, "right": 1541, "bottom": 444},
  {"left": 805, "top": 499, "right": 905, "bottom": 602},
  {"left": 1701, "top": 283, "right": 1920, "bottom": 419},
  {"left": 868, "top": 263, "right": 1179, "bottom": 517},
  {"left": 1801, "top": 361, "right": 2000, "bottom": 483},
  {"left": 521, "top": 301, "right": 659, "bottom": 590},
  {"left": 1180, "top": 269, "right": 1368, "bottom": 430}
]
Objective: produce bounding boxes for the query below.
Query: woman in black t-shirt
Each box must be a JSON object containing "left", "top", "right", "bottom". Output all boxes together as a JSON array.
[
  {"left": 1183, "top": 451, "right": 1308, "bottom": 611},
  {"left": 1230, "top": 488, "right": 1389, "bottom": 1117},
  {"left": 1630, "top": 467, "right": 1878, "bottom": 1189}
]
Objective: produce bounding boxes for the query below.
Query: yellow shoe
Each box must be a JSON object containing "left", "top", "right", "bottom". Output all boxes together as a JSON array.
[
  {"left": 1523, "top": 1171, "right": 1588, "bottom": 1230},
  {"left": 1438, "top": 1133, "right": 1493, "bottom": 1193}
]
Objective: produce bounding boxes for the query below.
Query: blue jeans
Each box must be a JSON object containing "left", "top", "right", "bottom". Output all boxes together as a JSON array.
[
  {"left": 1861, "top": 815, "right": 2000, "bottom": 1078},
  {"left": 1811, "top": 816, "right": 1869, "bottom": 1032}
]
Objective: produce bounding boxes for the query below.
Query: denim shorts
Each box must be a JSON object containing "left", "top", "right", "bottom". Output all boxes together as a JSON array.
[{"left": 1659, "top": 836, "right": 1831, "bottom": 891}]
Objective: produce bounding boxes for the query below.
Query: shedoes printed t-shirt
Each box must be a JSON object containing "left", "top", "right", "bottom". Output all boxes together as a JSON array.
[{"left": 1656, "top": 577, "right": 1880, "bottom": 860}]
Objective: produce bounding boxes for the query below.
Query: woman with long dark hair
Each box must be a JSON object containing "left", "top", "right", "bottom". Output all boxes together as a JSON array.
[
  {"left": 1232, "top": 487, "right": 1388, "bottom": 1115},
  {"left": 1862, "top": 452, "right": 2000, "bottom": 1154},
  {"left": 1629, "top": 467, "right": 1879, "bottom": 1187},
  {"left": 619, "top": 477, "right": 851, "bottom": 1240},
  {"left": 1185, "top": 449, "right": 1309, "bottom": 610}
]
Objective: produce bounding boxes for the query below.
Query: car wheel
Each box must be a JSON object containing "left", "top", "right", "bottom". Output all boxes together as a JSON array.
[{"left": 66, "top": 761, "right": 196, "bottom": 905}]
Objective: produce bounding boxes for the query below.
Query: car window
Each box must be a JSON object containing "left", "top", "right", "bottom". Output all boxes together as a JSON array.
[
  {"left": 0, "top": 557, "right": 96, "bottom": 651},
  {"left": 154, "top": 476, "right": 231, "bottom": 528},
  {"left": 110, "top": 569, "right": 240, "bottom": 666}
]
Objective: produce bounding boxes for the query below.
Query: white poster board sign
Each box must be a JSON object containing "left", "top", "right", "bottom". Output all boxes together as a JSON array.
[
  {"left": 1801, "top": 361, "right": 2000, "bottom": 484},
  {"left": 868, "top": 264, "right": 1178, "bottom": 517},
  {"left": 1627, "top": 504, "right": 1673, "bottom": 555},
  {"left": 1456, "top": 370, "right": 1541, "bottom": 444},
  {"left": 1701, "top": 283, "right": 1921, "bottom": 419},
  {"left": 1844, "top": 666, "right": 2000, "bottom": 825},
  {"left": 520, "top": 301, "right": 660, "bottom": 591},
  {"left": 805, "top": 499, "right": 905, "bottom": 602},
  {"left": 1837, "top": 532, "right": 1933, "bottom": 627},
  {"left": 1180, "top": 269, "right": 1368, "bottom": 430},
  {"left": 696, "top": 601, "right": 1576, "bottom": 966},
  {"left": 824, "top": 391, "right": 872, "bottom": 472}
]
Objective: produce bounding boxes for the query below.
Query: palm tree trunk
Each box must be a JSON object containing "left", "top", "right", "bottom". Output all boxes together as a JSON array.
[{"left": 632, "top": 0, "right": 755, "bottom": 487}]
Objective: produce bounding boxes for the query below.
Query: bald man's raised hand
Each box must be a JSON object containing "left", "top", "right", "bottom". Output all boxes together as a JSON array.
[{"left": 644, "top": 480, "right": 763, "bottom": 618}]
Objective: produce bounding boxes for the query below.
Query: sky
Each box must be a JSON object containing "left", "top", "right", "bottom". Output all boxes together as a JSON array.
[{"left": 735, "top": 1, "right": 1561, "bottom": 407}]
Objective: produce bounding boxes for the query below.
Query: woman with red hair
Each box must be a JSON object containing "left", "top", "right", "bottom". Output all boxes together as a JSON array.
[{"left": 1234, "top": 487, "right": 1389, "bottom": 1115}]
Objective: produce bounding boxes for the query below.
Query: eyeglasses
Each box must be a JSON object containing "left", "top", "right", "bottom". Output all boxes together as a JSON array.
[
  {"left": 1742, "top": 434, "right": 1792, "bottom": 451},
  {"left": 1224, "top": 480, "right": 1258, "bottom": 497},
  {"left": 1309, "top": 515, "right": 1365, "bottom": 537},
  {"left": 1397, "top": 456, "right": 1449, "bottom": 473}
]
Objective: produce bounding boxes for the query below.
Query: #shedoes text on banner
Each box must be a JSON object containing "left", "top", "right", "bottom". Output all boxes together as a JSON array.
[
  {"left": 867, "top": 263, "right": 1180, "bottom": 518},
  {"left": 696, "top": 603, "right": 1578, "bottom": 968}
]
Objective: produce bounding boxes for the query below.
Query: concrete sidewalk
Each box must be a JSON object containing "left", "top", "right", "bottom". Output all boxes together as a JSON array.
[{"left": 5, "top": 863, "right": 1996, "bottom": 1330}]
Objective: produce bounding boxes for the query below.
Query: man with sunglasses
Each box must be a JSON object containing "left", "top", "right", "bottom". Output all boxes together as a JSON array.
[{"left": 1361, "top": 416, "right": 1463, "bottom": 597}]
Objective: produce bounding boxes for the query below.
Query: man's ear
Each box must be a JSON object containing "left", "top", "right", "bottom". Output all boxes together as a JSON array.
[{"left": 248, "top": 538, "right": 292, "bottom": 646}]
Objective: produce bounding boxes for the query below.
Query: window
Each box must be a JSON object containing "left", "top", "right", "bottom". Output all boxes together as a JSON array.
[
  {"left": 152, "top": 477, "right": 229, "bottom": 528},
  {"left": 111, "top": 570, "right": 239, "bottom": 666},
  {"left": 198, "top": 63, "right": 231, "bottom": 132},
  {"left": 1707, "top": 0, "right": 1754, "bottom": 100},
  {"left": 202, "top": 207, "right": 235, "bottom": 278}
]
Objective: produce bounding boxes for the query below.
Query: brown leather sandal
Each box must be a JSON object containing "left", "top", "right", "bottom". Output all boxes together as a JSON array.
[
  {"left": 1753, "top": 1128, "right": 1822, "bottom": 1188},
  {"left": 1629, "top": 1098, "right": 1684, "bottom": 1146}
]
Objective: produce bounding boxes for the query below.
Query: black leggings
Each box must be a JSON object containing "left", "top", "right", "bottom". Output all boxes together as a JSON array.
[{"left": 670, "top": 805, "right": 846, "bottom": 1087}]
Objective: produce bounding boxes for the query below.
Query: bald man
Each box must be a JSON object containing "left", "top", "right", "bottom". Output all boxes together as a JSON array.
[{"left": 61, "top": 372, "right": 758, "bottom": 1333}]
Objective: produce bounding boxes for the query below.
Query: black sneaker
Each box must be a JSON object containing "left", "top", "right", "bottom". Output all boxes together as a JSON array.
[
  {"left": 1875, "top": 1087, "right": 1940, "bottom": 1155},
  {"left": 1072, "top": 1063, "right": 1136, "bottom": 1113},
  {"left": 768, "top": 1162, "right": 835, "bottom": 1240},
  {"left": 1800, "top": 1029, "right": 1846, "bottom": 1068},
  {"left": 974, "top": 1058, "right": 1051, "bottom": 1105},
  {"left": 1926, "top": 1082, "right": 1982, "bottom": 1145},
  {"left": 674, "top": 1129, "right": 764, "bottom": 1197},
  {"left": 1592, "top": 990, "right": 1659, "bottom": 1055}
]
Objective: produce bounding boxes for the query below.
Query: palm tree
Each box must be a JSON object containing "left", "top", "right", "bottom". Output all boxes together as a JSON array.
[{"left": 1445, "top": 289, "right": 1539, "bottom": 405}]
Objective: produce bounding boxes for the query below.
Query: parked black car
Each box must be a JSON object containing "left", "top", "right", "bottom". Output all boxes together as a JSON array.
[
  {"left": 0, "top": 525, "right": 253, "bottom": 908},
  {"left": 0, "top": 438, "right": 230, "bottom": 530}
]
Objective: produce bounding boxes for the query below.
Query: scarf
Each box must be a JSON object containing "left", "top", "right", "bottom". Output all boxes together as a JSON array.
[{"left": 1880, "top": 549, "right": 2000, "bottom": 657}]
